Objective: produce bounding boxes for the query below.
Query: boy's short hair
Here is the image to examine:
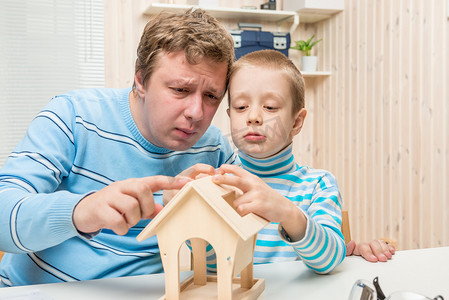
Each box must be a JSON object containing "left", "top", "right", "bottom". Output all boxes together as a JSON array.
[
  {"left": 228, "top": 50, "right": 305, "bottom": 114},
  {"left": 134, "top": 8, "right": 235, "bottom": 90}
]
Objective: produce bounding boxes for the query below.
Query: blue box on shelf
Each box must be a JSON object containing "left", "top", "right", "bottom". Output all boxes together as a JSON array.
[{"left": 230, "top": 23, "right": 290, "bottom": 59}]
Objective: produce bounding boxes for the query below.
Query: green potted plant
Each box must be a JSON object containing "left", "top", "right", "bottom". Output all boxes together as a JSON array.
[{"left": 291, "top": 34, "right": 322, "bottom": 72}]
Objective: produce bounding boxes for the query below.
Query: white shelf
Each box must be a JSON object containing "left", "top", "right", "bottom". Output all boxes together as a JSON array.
[
  {"left": 144, "top": 3, "right": 297, "bottom": 23},
  {"left": 297, "top": 12, "right": 338, "bottom": 23},
  {"left": 143, "top": 3, "right": 343, "bottom": 33},
  {"left": 144, "top": 3, "right": 299, "bottom": 32},
  {"left": 284, "top": 0, "right": 344, "bottom": 23},
  {"left": 301, "top": 71, "right": 331, "bottom": 77}
]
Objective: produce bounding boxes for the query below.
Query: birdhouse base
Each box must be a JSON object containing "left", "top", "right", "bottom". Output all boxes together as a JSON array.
[{"left": 159, "top": 275, "right": 265, "bottom": 300}]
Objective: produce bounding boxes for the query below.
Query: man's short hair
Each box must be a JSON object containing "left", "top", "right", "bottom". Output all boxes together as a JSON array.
[{"left": 134, "top": 8, "right": 235, "bottom": 90}]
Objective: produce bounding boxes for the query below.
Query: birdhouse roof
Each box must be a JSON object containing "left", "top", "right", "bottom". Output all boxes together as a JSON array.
[{"left": 137, "top": 176, "right": 268, "bottom": 242}]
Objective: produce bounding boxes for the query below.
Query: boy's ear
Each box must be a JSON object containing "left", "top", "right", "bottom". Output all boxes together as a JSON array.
[
  {"left": 291, "top": 108, "right": 307, "bottom": 137},
  {"left": 226, "top": 108, "right": 230, "bottom": 118},
  {"left": 134, "top": 71, "right": 145, "bottom": 99}
]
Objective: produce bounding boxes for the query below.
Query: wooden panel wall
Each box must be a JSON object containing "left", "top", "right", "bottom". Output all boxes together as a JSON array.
[
  {"left": 310, "top": 0, "right": 449, "bottom": 250},
  {"left": 104, "top": 0, "right": 449, "bottom": 250}
]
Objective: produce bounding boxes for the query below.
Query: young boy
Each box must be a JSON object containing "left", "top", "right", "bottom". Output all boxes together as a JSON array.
[{"left": 213, "top": 49, "right": 393, "bottom": 273}]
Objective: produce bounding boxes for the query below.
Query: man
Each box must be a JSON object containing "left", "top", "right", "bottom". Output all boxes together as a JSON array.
[{"left": 0, "top": 8, "right": 236, "bottom": 287}]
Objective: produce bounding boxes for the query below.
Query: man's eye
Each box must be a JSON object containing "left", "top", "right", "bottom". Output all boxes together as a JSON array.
[
  {"left": 206, "top": 94, "right": 219, "bottom": 100},
  {"left": 172, "top": 88, "right": 186, "bottom": 93}
]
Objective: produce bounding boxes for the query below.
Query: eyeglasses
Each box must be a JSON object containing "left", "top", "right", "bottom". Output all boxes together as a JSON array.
[{"left": 348, "top": 276, "right": 444, "bottom": 300}]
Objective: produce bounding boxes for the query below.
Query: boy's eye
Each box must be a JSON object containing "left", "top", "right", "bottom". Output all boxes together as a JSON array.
[
  {"left": 264, "top": 106, "right": 278, "bottom": 111},
  {"left": 235, "top": 105, "right": 247, "bottom": 111}
]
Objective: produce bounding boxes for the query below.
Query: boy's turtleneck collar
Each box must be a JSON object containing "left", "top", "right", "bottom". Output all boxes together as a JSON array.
[{"left": 238, "top": 144, "right": 296, "bottom": 177}]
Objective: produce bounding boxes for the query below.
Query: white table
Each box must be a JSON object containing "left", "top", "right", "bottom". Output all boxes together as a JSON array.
[{"left": 1, "top": 247, "right": 448, "bottom": 300}]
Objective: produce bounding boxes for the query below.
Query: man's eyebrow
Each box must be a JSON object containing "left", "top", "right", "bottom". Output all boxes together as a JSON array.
[
  {"left": 215, "top": 88, "right": 228, "bottom": 99},
  {"left": 167, "top": 79, "right": 224, "bottom": 96},
  {"left": 167, "top": 79, "right": 191, "bottom": 86}
]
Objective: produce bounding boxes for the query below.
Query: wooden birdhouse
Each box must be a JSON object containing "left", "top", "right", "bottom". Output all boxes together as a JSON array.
[{"left": 137, "top": 176, "right": 269, "bottom": 300}]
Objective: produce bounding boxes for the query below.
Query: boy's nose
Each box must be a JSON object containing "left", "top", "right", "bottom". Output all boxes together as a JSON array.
[
  {"left": 247, "top": 109, "right": 263, "bottom": 125},
  {"left": 184, "top": 93, "right": 204, "bottom": 122}
]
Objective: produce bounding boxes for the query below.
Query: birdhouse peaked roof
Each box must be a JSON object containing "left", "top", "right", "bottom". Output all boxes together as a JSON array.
[{"left": 136, "top": 176, "right": 268, "bottom": 242}]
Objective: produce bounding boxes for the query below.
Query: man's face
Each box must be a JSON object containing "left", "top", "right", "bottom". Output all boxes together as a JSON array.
[{"left": 131, "top": 51, "right": 228, "bottom": 151}]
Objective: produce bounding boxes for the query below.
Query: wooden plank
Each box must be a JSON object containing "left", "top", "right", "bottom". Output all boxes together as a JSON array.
[
  {"left": 400, "top": 0, "right": 412, "bottom": 250},
  {"left": 390, "top": 0, "right": 401, "bottom": 248},
  {"left": 191, "top": 238, "right": 207, "bottom": 286},
  {"left": 341, "top": 210, "right": 351, "bottom": 244},
  {"left": 409, "top": 0, "right": 422, "bottom": 249}
]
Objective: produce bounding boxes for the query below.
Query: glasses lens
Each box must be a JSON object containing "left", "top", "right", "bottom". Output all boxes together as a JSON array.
[{"left": 348, "top": 279, "right": 377, "bottom": 300}]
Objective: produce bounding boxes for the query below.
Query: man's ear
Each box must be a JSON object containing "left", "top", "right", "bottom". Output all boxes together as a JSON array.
[
  {"left": 134, "top": 71, "right": 145, "bottom": 99},
  {"left": 291, "top": 108, "right": 307, "bottom": 137}
]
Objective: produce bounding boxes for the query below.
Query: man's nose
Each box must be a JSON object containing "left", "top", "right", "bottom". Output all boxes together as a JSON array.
[{"left": 184, "top": 93, "right": 204, "bottom": 122}]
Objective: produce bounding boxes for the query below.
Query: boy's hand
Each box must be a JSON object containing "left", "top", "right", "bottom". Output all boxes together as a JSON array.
[
  {"left": 213, "top": 164, "right": 288, "bottom": 221},
  {"left": 73, "top": 175, "right": 190, "bottom": 236},
  {"left": 346, "top": 239, "right": 396, "bottom": 262},
  {"left": 213, "top": 164, "right": 307, "bottom": 241},
  {"left": 163, "top": 163, "right": 216, "bottom": 205}
]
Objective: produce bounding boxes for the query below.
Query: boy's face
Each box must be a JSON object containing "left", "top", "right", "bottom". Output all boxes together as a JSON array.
[
  {"left": 131, "top": 51, "right": 228, "bottom": 151},
  {"left": 228, "top": 66, "right": 305, "bottom": 158}
]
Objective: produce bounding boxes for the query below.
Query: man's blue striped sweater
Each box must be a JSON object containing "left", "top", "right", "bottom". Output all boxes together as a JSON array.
[{"left": 0, "top": 87, "right": 236, "bottom": 287}]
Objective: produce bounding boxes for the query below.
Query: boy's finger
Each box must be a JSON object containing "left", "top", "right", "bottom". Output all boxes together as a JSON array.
[
  {"left": 378, "top": 240, "right": 393, "bottom": 259},
  {"left": 388, "top": 244, "right": 396, "bottom": 254},
  {"left": 369, "top": 241, "right": 388, "bottom": 262},
  {"left": 345, "top": 240, "right": 356, "bottom": 256},
  {"left": 357, "top": 244, "right": 378, "bottom": 262},
  {"left": 212, "top": 174, "right": 251, "bottom": 192},
  {"left": 217, "top": 164, "right": 250, "bottom": 177}
]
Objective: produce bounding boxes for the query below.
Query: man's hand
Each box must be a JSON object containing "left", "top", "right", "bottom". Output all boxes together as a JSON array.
[{"left": 73, "top": 176, "right": 190, "bottom": 235}]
